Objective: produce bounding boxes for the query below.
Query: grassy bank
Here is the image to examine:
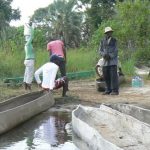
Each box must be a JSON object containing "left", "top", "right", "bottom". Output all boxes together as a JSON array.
[
  {"left": 0, "top": 48, "right": 98, "bottom": 79},
  {"left": 0, "top": 46, "right": 136, "bottom": 79}
]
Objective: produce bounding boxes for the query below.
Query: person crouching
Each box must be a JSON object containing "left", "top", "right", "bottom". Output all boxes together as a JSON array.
[{"left": 34, "top": 55, "right": 67, "bottom": 97}]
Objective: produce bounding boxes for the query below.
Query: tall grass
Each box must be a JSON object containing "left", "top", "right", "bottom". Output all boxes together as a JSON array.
[
  {"left": 67, "top": 48, "right": 97, "bottom": 72},
  {"left": 121, "top": 59, "right": 135, "bottom": 76},
  {"left": 35, "top": 48, "right": 98, "bottom": 72},
  {"left": 0, "top": 50, "right": 24, "bottom": 78},
  {"left": 34, "top": 49, "right": 49, "bottom": 69},
  {"left": 0, "top": 47, "right": 136, "bottom": 78},
  {"left": 0, "top": 48, "right": 98, "bottom": 78}
]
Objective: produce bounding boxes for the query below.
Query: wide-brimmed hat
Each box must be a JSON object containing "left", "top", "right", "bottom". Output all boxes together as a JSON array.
[{"left": 104, "top": 27, "right": 113, "bottom": 33}]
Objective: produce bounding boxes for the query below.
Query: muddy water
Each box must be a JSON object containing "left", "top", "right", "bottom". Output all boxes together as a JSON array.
[{"left": 0, "top": 107, "right": 79, "bottom": 150}]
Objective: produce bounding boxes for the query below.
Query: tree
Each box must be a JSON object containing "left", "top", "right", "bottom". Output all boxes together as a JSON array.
[
  {"left": 32, "top": 0, "right": 82, "bottom": 48},
  {"left": 0, "top": 0, "right": 20, "bottom": 40},
  {"left": 91, "top": 0, "right": 150, "bottom": 63},
  {"left": 78, "top": 0, "right": 116, "bottom": 30}
]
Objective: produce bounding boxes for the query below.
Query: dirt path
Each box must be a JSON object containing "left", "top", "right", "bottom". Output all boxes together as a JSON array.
[
  {"left": 62, "top": 79, "right": 150, "bottom": 107},
  {"left": 1, "top": 79, "right": 150, "bottom": 108}
]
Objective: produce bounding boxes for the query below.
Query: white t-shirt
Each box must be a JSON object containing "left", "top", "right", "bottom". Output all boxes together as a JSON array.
[
  {"left": 34, "top": 62, "right": 59, "bottom": 90},
  {"left": 24, "top": 23, "right": 34, "bottom": 36}
]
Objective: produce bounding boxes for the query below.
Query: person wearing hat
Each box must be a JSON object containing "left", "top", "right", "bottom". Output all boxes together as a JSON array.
[
  {"left": 34, "top": 55, "right": 68, "bottom": 97},
  {"left": 99, "top": 27, "right": 119, "bottom": 95}
]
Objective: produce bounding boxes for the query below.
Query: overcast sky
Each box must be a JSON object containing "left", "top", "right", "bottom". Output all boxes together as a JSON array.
[{"left": 10, "top": 0, "right": 54, "bottom": 26}]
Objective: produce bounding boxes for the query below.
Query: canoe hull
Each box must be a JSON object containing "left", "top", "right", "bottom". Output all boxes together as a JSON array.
[
  {"left": 72, "top": 105, "right": 150, "bottom": 150},
  {"left": 107, "top": 103, "right": 150, "bottom": 125},
  {"left": 0, "top": 91, "right": 54, "bottom": 135},
  {"left": 72, "top": 105, "right": 123, "bottom": 150}
]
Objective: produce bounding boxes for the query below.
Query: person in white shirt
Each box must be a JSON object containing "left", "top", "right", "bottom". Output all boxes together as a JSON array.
[
  {"left": 34, "top": 55, "right": 67, "bottom": 96},
  {"left": 24, "top": 21, "right": 34, "bottom": 42}
]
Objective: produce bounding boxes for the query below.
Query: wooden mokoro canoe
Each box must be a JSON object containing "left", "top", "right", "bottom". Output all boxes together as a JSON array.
[
  {"left": 72, "top": 105, "right": 150, "bottom": 150},
  {"left": 106, "top": 103, "right": 150, "bottom": 125},
  {"left": 0, "top": 91, "right": 54, "bottom": 135}
]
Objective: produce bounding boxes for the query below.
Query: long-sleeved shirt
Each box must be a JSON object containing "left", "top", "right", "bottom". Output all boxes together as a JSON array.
[
  {"left": 99, "top": 36, "right": 118, "bottom": 66},
  {"left": 34, "top": 62, "right": 59, "bottom": 90}
]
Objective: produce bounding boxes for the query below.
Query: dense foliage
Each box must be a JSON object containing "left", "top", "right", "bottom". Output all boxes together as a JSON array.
[
  {"left": 91, "top": 0, "right": 150, "bottom": 64},
  {"left": 0, "top": 0, "right": 20, "bottom": 40},
  {"left": 0, "top": 0, "right": 150, "bottom": 78},
  {"left": 32, "top": 0, "right": 82, "bottom": 48}
]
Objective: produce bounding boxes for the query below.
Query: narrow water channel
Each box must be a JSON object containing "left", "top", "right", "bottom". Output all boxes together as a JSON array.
[{"left": 0, "top": 107, "right": 81, "bottom": 150}]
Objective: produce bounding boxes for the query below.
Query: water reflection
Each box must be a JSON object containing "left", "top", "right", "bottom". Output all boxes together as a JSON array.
[{"left": 0, "top": 109, "right": 79, "bottom": 150}]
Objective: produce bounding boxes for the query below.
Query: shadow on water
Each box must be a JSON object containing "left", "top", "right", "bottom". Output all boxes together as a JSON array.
[{"left": 0, "top": 108, "right": 74, "bottom": 150}]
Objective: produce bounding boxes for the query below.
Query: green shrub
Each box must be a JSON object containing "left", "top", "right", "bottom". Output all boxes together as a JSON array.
[
  {"left": 122, "top": 58, "right": 135, "bottom": 76},
  {"left": 134, "top": 48, "right": 150, "bottom": 65},
  {"left": 91, "top": 0, "right": 150, "bottom": 64}
]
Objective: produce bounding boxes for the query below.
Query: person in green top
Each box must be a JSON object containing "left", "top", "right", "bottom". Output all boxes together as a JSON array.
[{"left": 23, "top": 21, "right": 35, "bottom": 90}]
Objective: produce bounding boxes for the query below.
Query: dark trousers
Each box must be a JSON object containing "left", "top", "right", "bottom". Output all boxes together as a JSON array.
[
  {"left": 59, "top": 57, "right": 66, "bottom": 76},
  {"left": 102, "top": 65, "right": 119, "bottom": 93},
  {"left": 58, "top": 57, "right": 69, "bottom": 96}
]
